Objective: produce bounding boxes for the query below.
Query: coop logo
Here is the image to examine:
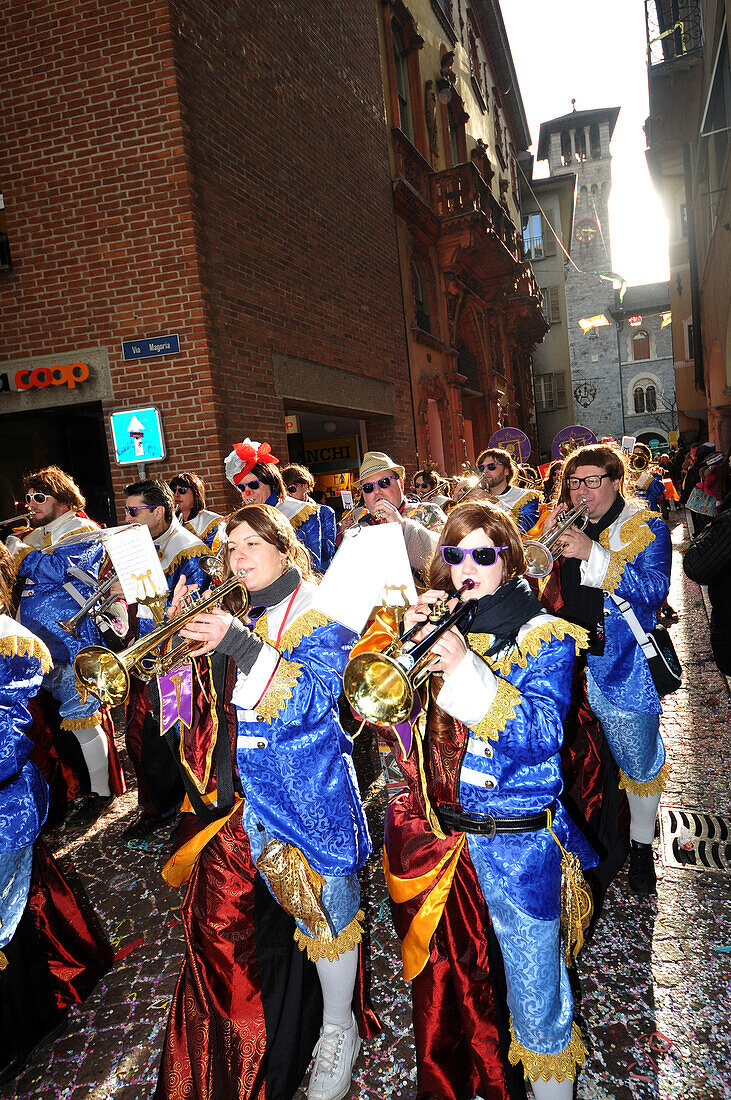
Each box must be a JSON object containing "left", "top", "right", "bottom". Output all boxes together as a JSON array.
[{"left": 0, "top": 361, "right": 91, "bottom": 392}]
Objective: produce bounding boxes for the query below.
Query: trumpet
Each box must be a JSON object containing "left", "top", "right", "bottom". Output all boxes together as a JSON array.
[
  {"left": 343, "top": 580, "right": 477, "bottom": 727},
  {"left": 74, "top": 571, "right": 248, "bottom": 707},
  {"left": 522, "top": 502, "right": 590, "bottom": 579},
  {"left": 0, "top": 513, "right": 29, "bottom": 529},
  {"left": 201, "top": 544, "right": 226, "bottom": 578},
  {"left": 57, "top": 571, "right": 119, "bottom": 637},
  {"left": 513, "top": 465, "right": 543, "bottom": 491}
]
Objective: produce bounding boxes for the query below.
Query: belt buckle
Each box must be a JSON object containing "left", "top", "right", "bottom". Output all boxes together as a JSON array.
[{"left": 483, "top": 814, "right": 496, "bottom": 838}]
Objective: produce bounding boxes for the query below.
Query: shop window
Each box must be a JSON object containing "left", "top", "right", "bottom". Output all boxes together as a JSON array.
[{"left": 632, "top": 330, "right": 651, "bottom": 360}]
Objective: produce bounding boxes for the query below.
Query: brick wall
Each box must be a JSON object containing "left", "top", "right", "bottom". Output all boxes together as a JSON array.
[{"left": 1, "top": 0, "right": 414, "bottom": 517}]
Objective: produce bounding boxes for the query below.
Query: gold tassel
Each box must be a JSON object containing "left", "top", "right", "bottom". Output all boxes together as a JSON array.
[{"left": 548, "top": 823, "right": 593, "bottom": 967}]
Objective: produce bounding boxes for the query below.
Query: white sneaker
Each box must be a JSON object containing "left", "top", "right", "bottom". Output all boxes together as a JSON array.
[{"left": 307, "top": 1012, "right": 360, "bottom": 1100}]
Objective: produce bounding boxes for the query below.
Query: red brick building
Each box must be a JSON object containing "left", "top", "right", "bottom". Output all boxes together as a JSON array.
[{"left": 1, "top": 1, "right": 415, "bottom": 521}]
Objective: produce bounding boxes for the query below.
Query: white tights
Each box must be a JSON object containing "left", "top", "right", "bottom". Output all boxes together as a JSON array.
[
  {"left": 626, "top": 789, "right": 661, "bottom": 844},
  {"left": 73, "top": 725, "right": 110, "bottom": 797},
  {"left": 315, "top": 944, "right": 358, "bottom": 1029},
  {"left": 531, "top": 1075, "right": 574, "bottom": 1099}
]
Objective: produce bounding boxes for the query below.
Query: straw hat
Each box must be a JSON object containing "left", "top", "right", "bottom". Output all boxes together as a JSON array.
[{"left": 356, "top": 451, "right": 406, "bottom": 485}]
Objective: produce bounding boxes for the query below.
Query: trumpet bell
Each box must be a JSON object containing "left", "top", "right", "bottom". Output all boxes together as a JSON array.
[
  {"left": 343, "top": 651, "right": 413, "bottom": 728},
  {"left": 75, "top": 646, "right": 131, "bottom": 708},
  {"left": 523, "top": 540, "right": 554, "bottom": 579}
]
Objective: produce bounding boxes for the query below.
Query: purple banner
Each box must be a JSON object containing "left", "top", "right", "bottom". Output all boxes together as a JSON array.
[
  {"left": 488, "top": 427, "right": 531, "bottom": 463},
  {"left": 158, "top": 663, "right": 193, "bottom": 735},
  {"left": 551, "top": 425, "right": 598, "bottom": 461}
]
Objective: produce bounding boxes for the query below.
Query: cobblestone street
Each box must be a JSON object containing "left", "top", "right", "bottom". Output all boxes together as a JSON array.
[{"left": 4, "top": 514, "right": 730, "bottom": 1100}]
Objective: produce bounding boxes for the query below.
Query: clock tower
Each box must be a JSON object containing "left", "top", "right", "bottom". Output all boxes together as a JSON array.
[{"left": 537, "top": 105, "right": 623, "bottom": 441}]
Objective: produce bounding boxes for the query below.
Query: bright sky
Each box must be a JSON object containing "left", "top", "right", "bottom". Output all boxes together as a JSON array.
[{"left": 501, "top": 0, "right": 670, "bottom": 288}]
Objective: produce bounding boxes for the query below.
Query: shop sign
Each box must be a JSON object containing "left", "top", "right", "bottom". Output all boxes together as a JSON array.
[
  {"left": 121, "top": 334, "right": 180, "bottom": 361},
  {"left": 304, "top": 437, "right": 357, "bottom": 466},
  {"left": 0, "top": 360, "right": 90, "bottom": 392},
  {"left": 285, "top": 415, "right": 300, "bottom": 434},
  {"left": 110, "top": 406, "right": 166, "bottom": 465}
]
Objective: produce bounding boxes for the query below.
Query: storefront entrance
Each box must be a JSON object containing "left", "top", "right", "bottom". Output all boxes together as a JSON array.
[{"left": 0, "top": 401, "right": 116, "bottom": 526}]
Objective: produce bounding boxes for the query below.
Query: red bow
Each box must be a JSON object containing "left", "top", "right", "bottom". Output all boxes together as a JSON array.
[{"left": 232, "top": 440, "right": 279, "bottom": 483}]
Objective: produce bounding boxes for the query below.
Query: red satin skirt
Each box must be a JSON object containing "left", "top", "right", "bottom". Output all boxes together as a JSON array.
[
  {"left": 155, "top": 806, "right": 379, "bottom": 1100},
  {"left": 385, "top": 791, "right": 526, "bottom": 1100}
]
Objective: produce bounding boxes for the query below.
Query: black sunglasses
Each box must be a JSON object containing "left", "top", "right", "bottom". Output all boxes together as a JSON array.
[
  {"left": 238, "top": 480, "right": 261, "bottom": 493},
  {"left": 361, "top": 475, "right": 397, "bottom": 494},
  {"left": 440, "top": 545, "right": 508, "bottom": 567},
  {"left": 477, "top": 461, "right": 501, "bottom": 472}
]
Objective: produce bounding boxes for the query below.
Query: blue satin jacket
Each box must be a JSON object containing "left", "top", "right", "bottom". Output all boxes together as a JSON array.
[
  {"left": 234, "top": 610, "right": 371, "bottom": 877},
  {"left": 0, "top": 621, "right": 50, "bottom": 852},
  {"left": 581, "top": 505, "right": 671, "bottom": 714},
  {"left": 434, "top": 614, "right": 596, "bottom": 920},
  {"left": 17, "top": 540, "right": 104, "bottom": 665}
]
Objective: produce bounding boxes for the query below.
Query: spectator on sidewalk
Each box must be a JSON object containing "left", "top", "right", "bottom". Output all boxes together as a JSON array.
[{"left": 683, "top": 452, "right": 731, "bottom": 677}]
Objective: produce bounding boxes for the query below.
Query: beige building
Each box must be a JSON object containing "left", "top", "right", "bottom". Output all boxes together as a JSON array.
[
  {"left": 519, "top": 168, "right": 577, "bottom": 459},
  {"left": 377, "top": 0, "right": 546, "bottom": 473},
  {"left": 644, "top": 0, "right": 730, "bottom": 448}
]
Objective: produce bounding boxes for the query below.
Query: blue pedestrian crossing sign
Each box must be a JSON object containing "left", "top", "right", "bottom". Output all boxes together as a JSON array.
[{"left": 110, "top": 406, "right": 166, "bottom": 465}]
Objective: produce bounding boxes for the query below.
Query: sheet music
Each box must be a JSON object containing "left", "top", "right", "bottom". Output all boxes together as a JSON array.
[
  {"left": 104, "top": 526, "right": 168, "bottom": 604},
  {"left": 314, "top": 523, "right": 417, "bottom": 634}
]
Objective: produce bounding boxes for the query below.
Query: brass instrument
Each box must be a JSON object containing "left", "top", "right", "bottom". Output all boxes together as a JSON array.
[
  {"left": 444, "top": 469, "right": 500, "bottom": 513},
  {"left": 201, "top": 544, "right": 226, "bottom": 578},
  {"left": 513, "top": 465, "right": 543, "bottom": 491},
  {"left": 74, "top": 571, "right": 248, "bottom": 707},
  {"left": 523, "top": 502, "right": 590, "bottom": 579},
  {"left": 57, "top": 571, "right": 119, "bottom": 637},
  {"left": 343, "top": 580, "right": 476, "bottom": 727},
  {"left": 0, "top": 513, "right": 29, "bottom": 529}
]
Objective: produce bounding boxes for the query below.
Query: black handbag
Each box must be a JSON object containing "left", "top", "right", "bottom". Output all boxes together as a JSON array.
[{"left": 611, "top": 596, "right": 682, "bottom": 697}]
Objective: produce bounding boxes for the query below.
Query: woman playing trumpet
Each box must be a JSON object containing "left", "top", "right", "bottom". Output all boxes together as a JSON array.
[
  {"left": 383, "top": 502, "right": 595, "bottom": 1100},
  {"left": 154, "top": 504, "right": 375, "bottom": 1100}
]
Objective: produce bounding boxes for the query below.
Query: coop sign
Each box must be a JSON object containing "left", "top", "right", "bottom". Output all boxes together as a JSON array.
[{"left": 0, "top": 360, "right": 91, "bottom": 392}]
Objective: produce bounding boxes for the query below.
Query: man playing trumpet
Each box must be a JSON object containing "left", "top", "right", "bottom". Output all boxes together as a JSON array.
[{"left": 472, "top": 448, "right": 541, "bottom": 533}]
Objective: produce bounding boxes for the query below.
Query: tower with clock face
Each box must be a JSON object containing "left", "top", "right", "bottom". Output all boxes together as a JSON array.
[{"left": 536, "top": 106, "right": 624, "bottom": 441}]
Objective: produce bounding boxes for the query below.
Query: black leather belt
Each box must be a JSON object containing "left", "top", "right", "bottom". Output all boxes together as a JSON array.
[{"left": 435, "top": 800, "right": 557, "bottom": 839}]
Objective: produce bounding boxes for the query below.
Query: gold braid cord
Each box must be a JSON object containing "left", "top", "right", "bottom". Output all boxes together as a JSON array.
[
  {"left": 470, "top": 678, "right": 523, "bottom": 743},
  {"left": 559, "top": 848, "right": 594, "bottom": 967},
  {"left": 509, "top": 1020, "right": 587, "bottom": 1083},
  {"left": 599, "top": 509, "right": 658, "bottom": 594},
  {"left": 164, "top": 543, "right": 208, "bottom": 576},
  {"left": 288, "top": 503, "right": 318, "bottom": 532},
  {"left": 257, "top": 658, "right": 303, "bottom": 722},
  {"left": 60, "top": 713, "right": 100, "bottom": 731},
  {"left": 619, "top": 760, "right": 671, "bottom": 797},
  {"left": 294, "top": 909, "right": 365, "bottom": 963},
  {"left": 253, "top": 609, "right": 330, "bottom": 654},
  {"left": 0, "top": 635, "right": 52, "bottom": 673}
]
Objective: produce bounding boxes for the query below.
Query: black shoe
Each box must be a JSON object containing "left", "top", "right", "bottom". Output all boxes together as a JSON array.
[
  {"left": 628, "top": 840, "right": 657, "bottom": 896},
  {"left": 72, "top": 793, "right": 116, "bottom": 826},
  {"left": 121, "top": 814, "right": 165, "bottom": 840},
  {"left": 0, "top": 1010, "right": 68, "bottom": 1085}
]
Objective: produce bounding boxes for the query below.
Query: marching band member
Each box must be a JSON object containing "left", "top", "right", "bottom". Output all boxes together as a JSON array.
[
  {"left": 338, "top": 452, "right": 439, "bottom": 585},
  {"left": 121, "top": 479, "right": 209, "bottom": 839},
  {"left": 155, "top": 504, "right": 375, "bottom": 1100},
  {"left": 548, "top": 444, "right": 671, "bottom": 895},
  {"left": 170, "top": 471, "right": 222, "bottom": 548},
  {"left": 382, "top": 502, "right": 594, "bottom": 1100},
  {"left": 412, "top": 467, "right": 451, "bottom": 508},
  {"left": 474, "top": 448, "right": 542, "bottom": 533},
  {"left": 225, "top": 439, "right": 324, "bottom": 572},
  {"left": 0, "top": 544, "right": 113, "bottom": 1086},
  {"left": 7, "top": 467, "right": 124, "bottom": 821},
  {"left": 282, "top": 462, "right": 336, "bottom": 570}
]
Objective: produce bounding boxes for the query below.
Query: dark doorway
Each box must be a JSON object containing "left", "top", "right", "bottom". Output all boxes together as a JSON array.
[{"left": 0, "top": 402, "right": 116, "bottom": 526}]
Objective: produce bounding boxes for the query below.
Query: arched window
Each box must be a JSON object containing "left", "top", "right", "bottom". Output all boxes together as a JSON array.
[
  {"left": 632, "top": 330, "right": 650, "bottom": 360},
  {"left": 634, "top": 387, "right": 645, "bottom": 413},
  {"left": 646, "top": 385, "right": 657, "bottom": 412},
  {"left": 631, "top": 376, "right": 661, "bottom": 415},
  {"left": 392, "top": 25, "right": 413, "bottom": 141}
]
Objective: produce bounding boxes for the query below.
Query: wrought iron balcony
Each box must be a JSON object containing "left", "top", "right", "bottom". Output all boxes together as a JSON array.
[{"left": 645, "top": 0, "right": 702, "bottom": 67}]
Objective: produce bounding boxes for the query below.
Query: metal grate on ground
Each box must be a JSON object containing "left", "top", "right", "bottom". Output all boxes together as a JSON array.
[{"left": 659, "top": 805, "right": 731, "bottom": 873}]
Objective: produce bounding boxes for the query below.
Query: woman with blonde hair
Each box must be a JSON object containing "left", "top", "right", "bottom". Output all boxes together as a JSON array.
[
  {"left": 383, "top": 501, "right": 595, "bottom": 1100},
  {"left": 155, "top": 504, "right": 376, "bottom": 1100}
]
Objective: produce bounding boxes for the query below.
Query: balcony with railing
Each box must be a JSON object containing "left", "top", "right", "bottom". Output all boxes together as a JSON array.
[
  {"left": 645, "top": 0, "right": 702, "bottom": 67},
  {"left": 429, "top": 161, "right": 521, "bottom": 262}
]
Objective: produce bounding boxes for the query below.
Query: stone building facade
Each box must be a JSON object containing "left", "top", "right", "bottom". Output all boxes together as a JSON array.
[
  {"left": 612, "top": 283, "right": 677, "bottom": 448},
  {"left": 379, "top": 0, "right": 546, "bottom": 473},
  {"left": 0, "top": 0, "right": 415, "bottom": 520}
]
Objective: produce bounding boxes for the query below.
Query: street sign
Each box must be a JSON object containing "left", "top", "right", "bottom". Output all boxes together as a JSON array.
[
  {"left": 110, "top": 406, "right": 166, "bottom": 465},
  {"left": 121, "top": 334, "right": 180, "bottom": 361}
]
